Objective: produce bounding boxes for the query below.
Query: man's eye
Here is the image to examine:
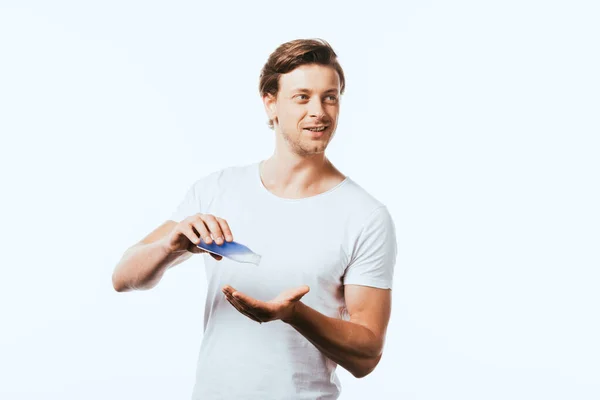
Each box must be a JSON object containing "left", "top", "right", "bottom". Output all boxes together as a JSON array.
[
  {"left": 297, "top": 95, "right": 308, "bottom": 100},
  {"left": 326, "top": 96, "right": 338, "bottom": 102}
]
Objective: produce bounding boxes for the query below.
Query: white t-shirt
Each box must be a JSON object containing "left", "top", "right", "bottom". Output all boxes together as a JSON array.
[{"left": 168, "top": 161, "right": 397, "bottom": 400}]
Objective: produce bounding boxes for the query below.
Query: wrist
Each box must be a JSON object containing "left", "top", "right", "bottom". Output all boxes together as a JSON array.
[
  {"left": 157, "top": 237, "right": 183, "bottom": 256},
  {"left": 150, "top": 239, "right": 188, "bottom": 272},
  {"left": 282, "top": 301, "right": 303, "bottom": 325}
]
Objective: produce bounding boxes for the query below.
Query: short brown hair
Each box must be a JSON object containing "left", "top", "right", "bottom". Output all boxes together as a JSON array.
[{"left": 259, "top": 38, "right": 346, "bottom": 129}]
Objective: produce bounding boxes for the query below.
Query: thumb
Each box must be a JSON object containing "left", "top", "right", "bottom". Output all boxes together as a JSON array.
[
  {"left": 289, "top": 285, "right": 310, "bottom": 302},
  {"left": 187, "top": 243, "right": 206, "bottom": 254}
]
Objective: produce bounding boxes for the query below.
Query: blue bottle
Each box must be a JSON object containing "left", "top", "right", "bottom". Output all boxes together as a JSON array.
[{"left": 197, "top": 238, "right": 261, "bottom": 265}]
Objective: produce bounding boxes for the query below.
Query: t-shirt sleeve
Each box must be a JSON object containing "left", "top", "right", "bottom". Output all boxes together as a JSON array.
[
  {"left": 343, "top": 206, "right": 398, "bottom": 289},
  {"left": 167, "top": 169, "right": 224, "bottom": 222},
  {"left": 168, "top": 181, "right": 202, "bottom": 223}
]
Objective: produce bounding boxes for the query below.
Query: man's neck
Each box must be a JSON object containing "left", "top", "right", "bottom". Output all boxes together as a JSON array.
[{"left": 260, "top": 154, "right": 345, "bottom": 199}]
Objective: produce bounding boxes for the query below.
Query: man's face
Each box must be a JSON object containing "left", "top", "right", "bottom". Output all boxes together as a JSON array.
[{"left": 264, "top": 64, "right": 341, "bottom": 156}]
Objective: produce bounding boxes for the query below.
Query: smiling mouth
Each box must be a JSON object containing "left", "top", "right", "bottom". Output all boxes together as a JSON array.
[{"left": 304, "top": 126, "right": 328, "bottom": 132}]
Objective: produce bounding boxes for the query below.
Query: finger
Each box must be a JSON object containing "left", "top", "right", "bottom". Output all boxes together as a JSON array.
[
  {"left": 232, "top": 291, "right": 261, "bottom": 309},
  {"left": 230, "top": 294, "right": 270, "bottom": 321},
  {"left": 210, "top": 253, "right": 223, "bottom": 261},
  {"left": 181, "top": 225, "right": 201, "bottom": 245},
  {"left": 192, "top": 221, "right": 212, "bottom": 244},
  {"left": 290, "top": 285, "right": 311, "bottom": 301},
  {"left": 226, "top": 290, "right": 271, "bottom": 322},
  {"left": 202, "top": 214, "right": 224, "bottom": 245},
  {"left": 223, "top": 290, "right": 260, "bottom": 318},
  {"left": 191, "top": 217, "right": 212, "bottom": 244},
  {"left": 226, "top": 294, "right": 255, "bottom": 318},
  {"left": 235, "top": 300, "right": 264, "bottom": 324},
  {"left": 222, "top": 285, "right": 238, "bottom": 297},
  {"left": 225, "top": 295, "right": 262, "bottom": 323},
  {"left": 216, "top": 217, "right": 234, "bottom": 242},
  {"left": 223, "top": 287, "right": 263, "bottom": 313}
]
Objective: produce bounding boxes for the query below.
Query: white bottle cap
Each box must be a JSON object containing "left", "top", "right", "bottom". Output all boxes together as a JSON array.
[{"left": 248, "top": 254, "right": 262, "bottom": 265}]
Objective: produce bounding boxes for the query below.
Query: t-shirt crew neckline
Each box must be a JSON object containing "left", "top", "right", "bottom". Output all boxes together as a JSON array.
[{"left": 255, "top": 160, "right": 350, "bottom": 203}]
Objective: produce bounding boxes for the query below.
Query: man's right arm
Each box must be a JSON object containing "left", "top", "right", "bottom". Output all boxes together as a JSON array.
[
  {"left": 112, "top": 214, "right": 233, "bottom": 292},
  {"left": 112, "top": 221, "right": 191, "bottom": 292}
]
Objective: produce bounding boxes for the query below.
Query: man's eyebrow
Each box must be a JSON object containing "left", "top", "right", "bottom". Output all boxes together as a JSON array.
[{"left": 292, "top": 88, "right": 339, "bottom": 94}]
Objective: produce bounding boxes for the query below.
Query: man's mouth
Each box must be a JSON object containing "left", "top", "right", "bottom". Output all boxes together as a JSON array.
[{"left": 304, "top": 126, "right": 328, "bottom": 132}]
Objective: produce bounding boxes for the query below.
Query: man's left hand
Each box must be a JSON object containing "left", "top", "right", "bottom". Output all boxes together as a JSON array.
[{"left": 222, "top": 284, "right": 310, "bottom": 324}]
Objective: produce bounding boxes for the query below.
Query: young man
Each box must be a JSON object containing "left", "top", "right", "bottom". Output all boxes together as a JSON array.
[{"left": 112, "top": 38, "right": 398, "bottom": 400}]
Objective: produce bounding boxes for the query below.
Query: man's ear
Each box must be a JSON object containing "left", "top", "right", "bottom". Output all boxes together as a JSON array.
[{"left": 263, "top": 93, "right": 277, "bottom": 124}]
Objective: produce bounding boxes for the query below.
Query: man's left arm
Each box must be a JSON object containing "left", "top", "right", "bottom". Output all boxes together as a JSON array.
[
  {"left": 222, "top": 283, "right": 392, "bottom": 379},
  {"left": 284, "top": 284, "right": 392, "bottom": 378}
]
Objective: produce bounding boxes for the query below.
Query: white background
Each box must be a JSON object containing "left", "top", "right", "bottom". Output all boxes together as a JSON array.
[{"left": 1, "top": 1, "right": 598, "bottom": 399}]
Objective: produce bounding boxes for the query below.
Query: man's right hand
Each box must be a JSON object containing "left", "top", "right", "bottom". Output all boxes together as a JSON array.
[{"left": 160, "top": 214, "right": 234, "bottom": 261}]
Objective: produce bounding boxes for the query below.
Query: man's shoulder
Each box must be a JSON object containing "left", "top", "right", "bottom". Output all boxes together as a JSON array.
[
  {"left": 326, "top": 177, "right": 392, "bottom": 232},
  {"left": 340, "top": 178, "right": 386, "bottom": 212},
  {"left": 220, "top": 161, "right": 258, "bottom": 179},
  {"left": 190, "top": 161, "right": 258, "bottom": 188}
]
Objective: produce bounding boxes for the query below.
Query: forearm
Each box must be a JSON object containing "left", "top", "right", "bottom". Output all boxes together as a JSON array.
[
  {"left": 284, "top": 302, "right": 383, "bottom": 378},
  {"left": 112, "top": 240, "right": 191, "bottom": 292}
]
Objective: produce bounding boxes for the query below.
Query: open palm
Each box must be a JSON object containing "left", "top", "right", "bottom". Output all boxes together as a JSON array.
[{"left": 222, "top": 284, "right": 310, "bottom": 323}]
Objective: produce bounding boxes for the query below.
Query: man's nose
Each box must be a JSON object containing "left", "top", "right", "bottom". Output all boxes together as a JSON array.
[{"left": 308, "top": 98, "right": 326, "bottom": 118}]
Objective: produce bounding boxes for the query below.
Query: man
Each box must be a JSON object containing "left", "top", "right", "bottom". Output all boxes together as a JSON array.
[{"left": 112, "top": 38, "right": 398, "bottom": 400}]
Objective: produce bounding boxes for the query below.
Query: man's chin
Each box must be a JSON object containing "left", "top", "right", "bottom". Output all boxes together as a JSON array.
[{"left": 297, "top": 145, "right": 327, "bottom": 156}]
